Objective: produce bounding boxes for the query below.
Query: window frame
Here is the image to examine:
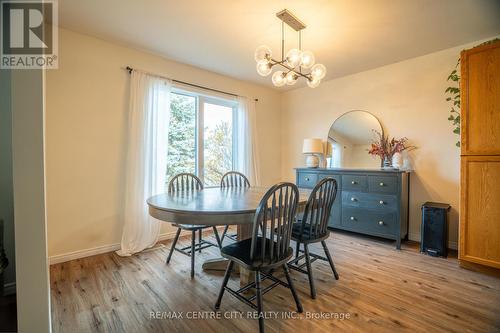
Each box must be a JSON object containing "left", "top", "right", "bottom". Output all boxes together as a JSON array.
[{"left": 170, "top": 86, "right": 238, "bottom": 186}]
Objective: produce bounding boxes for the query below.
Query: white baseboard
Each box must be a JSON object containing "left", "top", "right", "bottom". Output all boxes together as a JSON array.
[
  {"left": 49, "top": 242, "right": 122, "bottom": 265},
  {"left": 408, "top": 232, "right": 457, "bottom": 250},
  {"left": 49, "top": 231, "right": 178, "bottom": 265},
  {"left": 3, "top": 282, "right": 16, "bottom": 296},
  {"left": 48, "top": 226, "right": 228, "bottom": 265}
]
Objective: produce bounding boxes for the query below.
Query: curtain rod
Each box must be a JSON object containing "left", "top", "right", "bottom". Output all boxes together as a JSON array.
[{"left": 123, "top": 66, "right": 258, "bottom": 102}]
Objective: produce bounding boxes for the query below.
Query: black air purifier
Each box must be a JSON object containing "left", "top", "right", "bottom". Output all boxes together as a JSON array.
[{"left": 420, "top": 202, "right": 450, "bottom": 257}]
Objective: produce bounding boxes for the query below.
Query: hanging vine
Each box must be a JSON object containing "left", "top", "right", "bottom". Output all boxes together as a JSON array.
[{"left": 445, "top": 59, "right": 460, "bottom": 148}]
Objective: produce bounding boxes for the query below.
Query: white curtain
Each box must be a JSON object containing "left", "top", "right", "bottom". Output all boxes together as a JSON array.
[
  {"left": 116, "top": 71, "right": 171, "bottom": 256},
  {"left": 236, "top": 97, "right": 261, "bottom": 186}
]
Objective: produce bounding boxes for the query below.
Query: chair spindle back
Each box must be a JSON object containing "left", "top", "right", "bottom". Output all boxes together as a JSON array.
[
  {"left": 168, "top": 173, "right": 203, "bottom": 193},
  {"left": 250, "top": 182, "right": 299, "bottom": 264},
  {"left": 220, "top": 171, "right": 250, "bottom": 188},
  {"left": 300, "top": 178, "right": 338, "bottom": 240}
]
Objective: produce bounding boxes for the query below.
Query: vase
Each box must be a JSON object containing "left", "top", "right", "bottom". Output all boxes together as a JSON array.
[
  {"left": 382, "top": 156, "right": 393, "bottom": 169},
  {"left": 392, "top": 153, "right": 402, "bottom": 169}
]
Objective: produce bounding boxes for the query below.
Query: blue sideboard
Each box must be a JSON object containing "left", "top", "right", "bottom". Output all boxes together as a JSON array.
[{"left": 296, "top": 168, "right": 410, "bottom": 249}]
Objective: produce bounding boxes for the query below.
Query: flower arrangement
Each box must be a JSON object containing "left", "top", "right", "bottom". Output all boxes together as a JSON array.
[{"left": 368, "top": 130, "right": 416, "bottom": 167}]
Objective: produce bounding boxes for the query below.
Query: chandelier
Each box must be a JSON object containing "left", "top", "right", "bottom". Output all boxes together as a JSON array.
[{"left": 254, "top": 9, "right": 326, "bottom": 88}]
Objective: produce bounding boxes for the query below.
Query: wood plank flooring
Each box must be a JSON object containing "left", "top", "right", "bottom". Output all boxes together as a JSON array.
[{"left": 50, "top": 230, "right": 500, "bottom": 333}]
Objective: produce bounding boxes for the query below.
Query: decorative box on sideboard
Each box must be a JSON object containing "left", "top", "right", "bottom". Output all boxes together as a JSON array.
[{"left": 295, "top": 168, "right": 410, "bottom": 249}]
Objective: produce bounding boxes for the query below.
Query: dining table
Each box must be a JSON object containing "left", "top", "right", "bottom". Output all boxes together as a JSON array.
[{"left": 147, "top": 186, "right": 310, "bottom": 285}]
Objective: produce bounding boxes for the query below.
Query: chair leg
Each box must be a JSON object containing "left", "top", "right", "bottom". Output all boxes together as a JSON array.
[
  {"left": 166, "top": 228, "right": 181, "bottom": 264},
  {"left": 321, "top": 240, "right": 339, "bottom": 280},
  {"left": 303, "top": 244, "right": 316, "bottom": 299},
  {"left": 255, "top": 271, "right": 265, "bottom": 333},
  {"left": 198, "top": 229, "right": 202, "bottom": 253},
  {"left": 221, "top": 225, "right": 229, "bottom": 243},
  {"left": 191, "top": 230, "right": 196, "bottom": 278},
  {"left": 212, "top": 227, "right": 222, "bottom": 249},
  {"left": 283, "top": 264, "right": 303, "bottom": 313},
  {"left": 295, "top": 241, "right": 300, "bottom": 259},
  {"left": 214, "top": 260, "right": 234, "bottom": 310}
]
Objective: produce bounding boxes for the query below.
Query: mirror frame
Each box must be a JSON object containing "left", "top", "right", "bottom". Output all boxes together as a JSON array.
[{"left": 325, "top": 110, "right": 384, "bottom": 167}]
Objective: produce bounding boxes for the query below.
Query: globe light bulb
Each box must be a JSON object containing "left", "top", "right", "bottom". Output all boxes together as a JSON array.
[
  {"left": 256, "top": 62, "right": 272, "bottom": 76},
  {"left": 254, "top": 45, "right": 272, "bottom": 64},
  {"left": 307, "top": 77, "right": 321, "bottom": 88},
  {"left": 271, "top": 71, "right": 286, "bottom": 87},
  {"left": 311, "top": 64, "right": 326, "bottom": 79},
  {"left": 285, "top": 71, "right": 298, "bottom": 85},
  {"left": 285, "top": 48, "right": 302, "bottom": 68},
  {"left": 300, "top": 50, "right": 315, "bottom": 69}
]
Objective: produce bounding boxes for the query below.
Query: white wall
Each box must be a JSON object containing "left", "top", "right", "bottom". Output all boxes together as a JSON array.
[
  {"left": 46, "top": 28, "right": 282, "bottom": 259},
  {"left": 281, "top": 38, "right": 496, "bottom": 248}
]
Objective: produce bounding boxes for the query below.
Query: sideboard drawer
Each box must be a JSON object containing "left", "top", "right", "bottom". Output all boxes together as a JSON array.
[
  {"left": 342, "top": 174, "right": 368, "bottom": 191},
  {"left": 297, "top": 172, "right": 318, "bottom": 188},
  {"left": 341, "top": 207, "right": 397, "bottom": 236},
  {"left": 342, "top": 191, "right": 398, "bottom": 211},
  {"left": 368, "top": 175, "right": 398, "bottom": 194},
  {"left": 318, "top": 173, "right": 341, "bottom": 184}
]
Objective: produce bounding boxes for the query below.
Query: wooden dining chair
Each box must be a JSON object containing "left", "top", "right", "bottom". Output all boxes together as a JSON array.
[
  {"left": 220, "top": 171, "right": 251, "bottom": 243},
  {"left": 214, "top": 182, "right": 303, "bottom": 333},
  {"left": 166, "top": 173, "right": 222, "bottom": 278},
  {"left": 287, "top": 177, "right": 339, "bottom": 298}
]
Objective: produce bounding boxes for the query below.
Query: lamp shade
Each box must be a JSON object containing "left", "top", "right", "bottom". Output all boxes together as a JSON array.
[{"left": 302, "top": 138, "right": 323, "bottom": 154}]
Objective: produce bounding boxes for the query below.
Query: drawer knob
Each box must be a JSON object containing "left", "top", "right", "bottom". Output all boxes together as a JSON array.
[
  {"left": 379, "top": 200, "right": 385, "bottom": 204},
  {"left": 305, "top": 177, "right": 310, "bottom": 181},
  {"left": 379, "top": 182, "right": 385, "bottom": 186},
  {"left": 351, "top": 197, "right": 357, "bottom": 202},
  {"left": 350, "top": 216, "right": 355, "bottom": 221},
  {"left": 378, "top": 220, "right": 384, "bottom": 226},
  {"left": 351, "top": 181, "right": 357, "bottom": 185}
]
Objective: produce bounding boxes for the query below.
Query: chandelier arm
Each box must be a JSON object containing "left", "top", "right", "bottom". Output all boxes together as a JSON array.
[
  {"left": 281, "top": 21, "right": 285, "bottom": 62},
  {"left": 270, "top": 58, "right": 311, "bottom": 80},
  {"left": 298, "top": 31, "right": 302, "bottom": 73}
]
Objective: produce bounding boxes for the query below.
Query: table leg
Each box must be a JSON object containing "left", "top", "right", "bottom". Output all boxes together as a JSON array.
[
  {"left": 237, "top": 224, "right": 254, "bottom": 286},
  {"left": 201, "top": 224, "right": 253, "bottom": 287}
]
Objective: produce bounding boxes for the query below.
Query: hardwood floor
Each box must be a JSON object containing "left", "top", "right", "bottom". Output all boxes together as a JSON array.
[{"left": 50, "top": 230, "right": 500, "bottom": 333}]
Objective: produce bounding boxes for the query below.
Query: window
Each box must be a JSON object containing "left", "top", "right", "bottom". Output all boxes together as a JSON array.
[{"left": 166, "top": 88, "right": 237, "bottom": 187}]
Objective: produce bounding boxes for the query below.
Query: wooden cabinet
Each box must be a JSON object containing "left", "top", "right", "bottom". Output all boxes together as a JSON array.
[
  {"left": 459, "top": 41, "right": 500, "bottom": 268},
  {"left": 296, "top": 168, "right": 410, "bottom": 249}
]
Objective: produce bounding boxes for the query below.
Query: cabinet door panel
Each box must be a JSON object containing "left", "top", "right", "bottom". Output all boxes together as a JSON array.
[
  {"left": 460, "top": 156, "right": 500, "bottom": 268},
  {"left": 461, "top": 43, "right": 500, "bottom": 155}
]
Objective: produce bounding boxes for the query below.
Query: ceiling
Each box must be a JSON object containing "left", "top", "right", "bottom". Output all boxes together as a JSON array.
[{"left": 58, "top": 0, "right": 500, "bottom": 90}]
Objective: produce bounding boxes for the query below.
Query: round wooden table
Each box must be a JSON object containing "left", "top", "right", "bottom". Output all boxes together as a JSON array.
[{"left": 147, "top": 186, "right": 310, "bottom": 284}]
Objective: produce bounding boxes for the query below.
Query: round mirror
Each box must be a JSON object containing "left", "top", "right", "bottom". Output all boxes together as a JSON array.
[{"left": 326, "top": 110, "right": 383, "bottom": 168}]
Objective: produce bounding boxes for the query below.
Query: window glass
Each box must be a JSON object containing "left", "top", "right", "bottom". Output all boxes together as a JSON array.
[
  {"left": 203, "top": 101, "right": 233, "bottom": 186},
  {"left": 166, "top": 90, "right": 236, "bottom": 187},
  {"left": 166, "top": 93, "right": 196, "bottom": 184}
]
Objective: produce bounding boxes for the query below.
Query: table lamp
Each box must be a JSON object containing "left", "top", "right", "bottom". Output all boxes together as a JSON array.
[{"left": 302, "top": 138, "right": 323, "bottom": 168}]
